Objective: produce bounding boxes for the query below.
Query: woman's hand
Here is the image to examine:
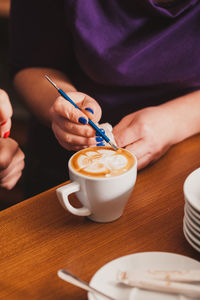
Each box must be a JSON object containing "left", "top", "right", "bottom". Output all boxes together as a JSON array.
[
  {"left": 113, "top": 105, "right": 177, "bottom": 170},
  {"left": 0, "top": 138, "right": 25, "bottom": 190},
  {"left": 50, "top": 91, "right": 102, "bottom": 151},
  {"left": 0, "top": 89, "right": 12, "bottom": 138},
  {"left": 0, "top": 89, "right": 25, "bottom": 189}
]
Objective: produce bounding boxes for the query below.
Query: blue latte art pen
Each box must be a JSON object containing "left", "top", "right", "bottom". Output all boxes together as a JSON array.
[{"left": 45, "top": 75, "right": 118, "bottom": 151}]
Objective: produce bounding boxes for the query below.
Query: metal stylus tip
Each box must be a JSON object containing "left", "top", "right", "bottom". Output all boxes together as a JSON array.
[{"left": 109, "top": 142, "right": 118, "bottom": 151}]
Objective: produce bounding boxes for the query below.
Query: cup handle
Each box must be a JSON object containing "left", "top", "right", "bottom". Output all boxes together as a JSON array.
[{"left": 56, "top": 182, "right": 91, "bottom": 216}]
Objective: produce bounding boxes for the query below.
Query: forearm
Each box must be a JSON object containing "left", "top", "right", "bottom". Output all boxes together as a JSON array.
[
  {"left": 160, "top": 90, "right": 200, "bottom": 144},
  {"left": 13, "top": 67, "right": 77, "bottom": 125}
]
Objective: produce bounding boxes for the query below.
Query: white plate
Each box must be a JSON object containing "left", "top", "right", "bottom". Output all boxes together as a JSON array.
[
  {"left": 185, "top": 200, "right": 200, "bottom": 218},
  {"left": 184, "top": 216, "right": 200, "bottom": 239},
  {"left": 185, "top": 211, "right": 200, "bottom": 232},
  {"left": 183, "top": 168, "right": 200, "bottom": 212},
  {"left": 185, "top": 206, "right": 200, "bottom": 228},
  {"left": 185, "top": 202, "right": 200, "bottom": 220},
  {"left": 88, "top": 252, "right": 200, "bottom": 300},
  {"left": 183, "top": 226, "right": 200, "bottom": 254},
  {"left": 185, "top": 211, "right": 200, "bottom": 233},
  {"left": 184, "top": 221, "right": 200, "bottom": 247}
]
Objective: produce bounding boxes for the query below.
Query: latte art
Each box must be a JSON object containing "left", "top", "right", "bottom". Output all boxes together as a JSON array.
[{"left": 71, "top": 146, "right": 135, "bottom": 177}]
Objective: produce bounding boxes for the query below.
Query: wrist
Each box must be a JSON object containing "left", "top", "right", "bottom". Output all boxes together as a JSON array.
[{"left": 160, "top": 91, "right": 200, "bottom": 144}]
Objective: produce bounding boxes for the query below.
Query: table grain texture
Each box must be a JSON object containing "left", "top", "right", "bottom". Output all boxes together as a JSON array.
[{"left": 0, "top": 135, "right": 200, "bottom": 299}]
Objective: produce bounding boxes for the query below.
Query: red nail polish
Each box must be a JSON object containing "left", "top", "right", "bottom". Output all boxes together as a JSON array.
[
  {"left": 0, "top": 121, "right": 7, "bottom": 126},
  {"left": 3, "top": 130, "right": 10, "bottom": 138}
]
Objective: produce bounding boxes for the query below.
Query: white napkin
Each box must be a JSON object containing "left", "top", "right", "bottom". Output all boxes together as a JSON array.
[
  {"left": 117, "top": 270, "right": 200, "bottom": 298},
  {"left": 99, "top": 122, "right": 117, "bottom": 147}
]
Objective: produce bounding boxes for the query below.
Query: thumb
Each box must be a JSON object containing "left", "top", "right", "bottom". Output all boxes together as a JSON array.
[
  {"left": 113, "top": 118, "right": 139, "bottom": 148},
  {"left": 80, "top": 95, "right": 102, "bottom": 123}
]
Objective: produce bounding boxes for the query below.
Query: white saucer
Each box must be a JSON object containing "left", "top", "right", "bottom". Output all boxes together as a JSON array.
[
  {"left": 88, "top": 252, "right": 200, "bottom": 300},
  {"left": 183, "top": 226, "right": 200, "bottom": 253},
  {"left": 184, "top": 217, "right": 200, "bottom": 239},
  {"left": 184, "top": 221, "right": 200, "bottom": 247},
  {"left": 185, "top": 202, "right": 200, "bottom": 220},
  {"left": 185, "top": 206, "right": 200, "bottom": 228},
  {"left": 183, "top": 168, "right": 200, "bottom": 212},
  {"left": 185, "top": 212, "right": 200, "bottom": 233}
]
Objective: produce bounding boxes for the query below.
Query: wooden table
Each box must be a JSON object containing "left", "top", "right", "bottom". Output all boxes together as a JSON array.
[{"left": 0, "top": 135, "right": 200, "bottom": 299}]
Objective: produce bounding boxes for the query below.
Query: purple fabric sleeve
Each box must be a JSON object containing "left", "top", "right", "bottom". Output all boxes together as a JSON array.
[{"left": 9, "top": 0, "right": 200, "bottom": 198}]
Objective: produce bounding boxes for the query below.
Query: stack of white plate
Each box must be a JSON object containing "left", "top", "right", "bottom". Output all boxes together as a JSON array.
[{"left": 183, "top": 168, "right": 200, "bottom": 253}]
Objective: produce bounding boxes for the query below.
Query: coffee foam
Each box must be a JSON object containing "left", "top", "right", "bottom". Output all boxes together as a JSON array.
[{"left": 70, "top": 146, "right": 135, "bottom": 178}]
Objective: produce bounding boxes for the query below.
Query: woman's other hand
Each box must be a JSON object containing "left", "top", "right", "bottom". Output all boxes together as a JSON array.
[
  {"left": 113, "top": 105, "right": 177, "bottom": 170},
  {"left": 0, "top": 138, "right": 25, "bottom": 190},
  {"left": 0, "top": 89, "right": 12, "bottom": 138},
  {"left": 0, "top": 89, "right": 25, "bottom": 189}
]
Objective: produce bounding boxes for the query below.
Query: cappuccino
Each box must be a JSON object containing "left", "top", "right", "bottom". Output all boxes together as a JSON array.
[
  {"left": 70, "top": 146, "right": 135, "bottom": 178},
  {"left": 57, "top": 146, "right": 137, "bottom": 222}
]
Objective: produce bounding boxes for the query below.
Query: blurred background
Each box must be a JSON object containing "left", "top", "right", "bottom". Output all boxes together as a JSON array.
[{"left": 0, "top": 0, "right": 29, "bottom": 210}]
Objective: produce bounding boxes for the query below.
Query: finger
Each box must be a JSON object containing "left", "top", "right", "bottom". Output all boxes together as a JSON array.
[
  {"left": 113, "top": 119, "right": 141, "bottom": 148},
  {"left": 53, "top": 92, "right": 102, "bottom": 124},
  {"left": 52, "top": 123, "right": 96, "bottom": 148},
  {"left": 125, "top": 139, "right": 150, "bottom": 160},
  {"left": 136, "top": 154, "right": 153, "bottom": 170},
  {"left": 0, "top": 171, "right": 23, "bottom": 190},
  {"left": 125, "top": 139, "right": 152, "bottom": 170},
  {"left": 79, "top": 96, "right": 102, "bottom": 123},
  {"left": 0, "top": 118, "right": 11, "bottom": 138},
  {"left": 113, "top": 115, "right": 132, "bottom": 131},
  {"left": 0, "top": 138, "right": 19, "bottom": 170},
  {"left": 52, "top": 94, "right": 89, "bottom": 125},
  {"left": 52, "top": 114, "right": 95, "bottom": 137},
  {"left": 0, "top": 159, "right": 24, "bottom": 181},
  {"left": 0, "top": 89, "right": 13, "bottom": 123},
  {"left": 0, "top": 148, "right": 25, "bottom": 179}
]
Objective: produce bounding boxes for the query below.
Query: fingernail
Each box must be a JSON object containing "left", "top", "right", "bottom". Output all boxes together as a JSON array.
[
  {"left": 78, "top": 117, "right": 88, "bottom": 125},
  {"left": 96, "top": 142, "right": 105, "bottom": 146},
  {"left": 3, "top": 130, "right": 10, "bottom": 138},
  {"left": 0, "top": 121, "right": 7, "bottom": 126},
  {"left": 96, "top": 128, "right": 105, "bottom": 136},
  {"left": 96, "top": 136, "right": 103, "bottom": 142},
  {"left": 85, "top": 107, "right": 94, "bottom": 114}
]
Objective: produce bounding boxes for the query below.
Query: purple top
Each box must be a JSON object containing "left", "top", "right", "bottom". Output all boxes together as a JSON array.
[
  {"left": 11, "top": 0, "right": 200, "bottom": 118},
  {"left": 9, "top": 0, "right": 200, "bottom": 197}
]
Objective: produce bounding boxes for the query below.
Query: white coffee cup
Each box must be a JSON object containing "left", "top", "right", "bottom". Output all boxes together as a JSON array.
[{"left": 56, "top": 146, "right": 137, "bottom": 223}]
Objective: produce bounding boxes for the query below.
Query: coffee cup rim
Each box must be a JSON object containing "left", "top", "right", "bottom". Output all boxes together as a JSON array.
[{"left": 68, "top": 148, "right": 137, "bottom": 181}]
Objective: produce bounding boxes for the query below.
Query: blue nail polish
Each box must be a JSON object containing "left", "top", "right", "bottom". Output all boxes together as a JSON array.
[
  {"left": 78, "top": 117, "right": 87, "bottom": 125},
  {"left": 96, "top": 136, "right": 103, "bottom": 142},
  {"left": 96, "top": 128, "right": 105, "bottom": 136},
  {"left": 85, "top": 107, "right": 94, "bottom": 114},
  {"left": 96, "top": 142, "right": 105, "bottom": 146}
]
